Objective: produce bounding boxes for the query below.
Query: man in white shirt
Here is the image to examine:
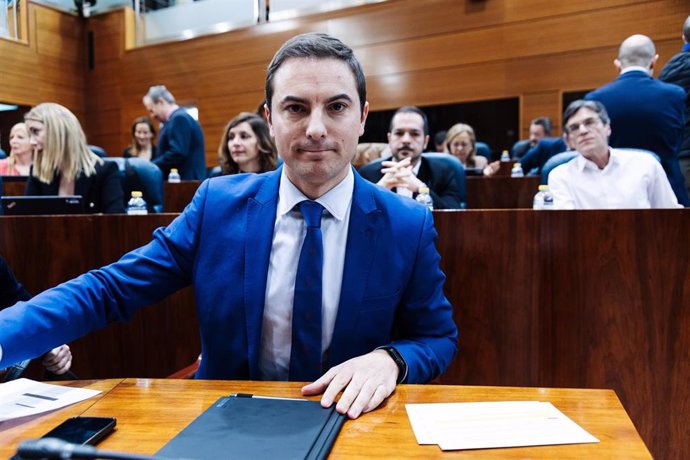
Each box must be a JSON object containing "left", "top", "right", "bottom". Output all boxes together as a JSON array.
[{"left": 549, "top": 99, "right": 681, "bottom": 209}]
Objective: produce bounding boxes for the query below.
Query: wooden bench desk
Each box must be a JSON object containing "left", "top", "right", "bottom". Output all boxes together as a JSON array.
[{"left": 0, "top": 379, "right": 650, "bottom": 458}]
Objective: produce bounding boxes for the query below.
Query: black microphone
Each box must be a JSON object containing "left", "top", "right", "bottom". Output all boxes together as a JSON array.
[{"left": 16, "top": 437, "right": 168, "bottom": 460}]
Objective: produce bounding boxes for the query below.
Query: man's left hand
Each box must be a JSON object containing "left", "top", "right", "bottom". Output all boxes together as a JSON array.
[
  {"left": 301, "top": 349, "right": 398, "bottom": 419},
  {"left": 41, "top": 345, "right": 72, "bottom": 375}
]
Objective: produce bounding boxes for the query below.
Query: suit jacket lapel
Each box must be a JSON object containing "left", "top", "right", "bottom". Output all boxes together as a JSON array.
[
  {"left": 244, "top": 168, "right": 280, "bottom": 378},
  {"left": 328, "top": 172, "right": 381, "bottom": 367}
]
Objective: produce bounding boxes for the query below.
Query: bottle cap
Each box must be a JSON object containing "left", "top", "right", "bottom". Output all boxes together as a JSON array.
[
  {"left": 131, "top": 191, "right": 143, "bottom": 197},
  {"left": 170, "top": 168, "right": 178, "bottom": 173},
  {"left": 419, "top": 186, "right": 430, "bottom": 194},
  {"left": 513, "top": 162, "right": 522, "bottom": 168},
  {"left": 538, "top": 185, "right": 549, "bottom": 191}
]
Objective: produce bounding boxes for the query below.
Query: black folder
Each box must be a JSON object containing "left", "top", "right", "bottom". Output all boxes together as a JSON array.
[{"left": 156, "top": 394, "right": 346, "bottom": 460}]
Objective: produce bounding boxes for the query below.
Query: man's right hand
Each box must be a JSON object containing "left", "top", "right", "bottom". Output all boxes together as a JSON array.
[{"left": 376, "top": 157, "right": 425, "bottom": 192}]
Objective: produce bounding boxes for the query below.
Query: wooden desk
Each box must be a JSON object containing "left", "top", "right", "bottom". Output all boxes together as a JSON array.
[
  {"left": 1, "top": 176, "right": 27, "bottom": 196},
  {"left": 465, "top": 176, "right": 540, "bottom": 209},
  {"left": 0, "top": 379, "right": 650, "bottom": 458},
  {"left": 164, "top": 180, "right": 202, "bottom": 212}
]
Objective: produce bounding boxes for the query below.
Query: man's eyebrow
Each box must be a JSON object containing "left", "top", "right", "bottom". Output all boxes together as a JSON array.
[
  {"left": 279, "top": 96, "right": 309, "bottom": 105},
  {"left": 325, "top": 94, "right": 353, "bottom": 104}
]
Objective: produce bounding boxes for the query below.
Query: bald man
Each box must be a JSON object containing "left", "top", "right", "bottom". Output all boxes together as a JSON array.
[{"left": 586, "top": 34, "right": 689, "bottom": 206}]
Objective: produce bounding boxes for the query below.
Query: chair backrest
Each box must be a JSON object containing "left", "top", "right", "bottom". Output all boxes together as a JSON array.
[
  {"left": 540, "top": 151, "right": 578, "bottom": 184},
  {"left": 104, "top": 157, "right": 164, "bottom": 212},
  {"left": 207, "top": 166, "right": 222, "bottom": 178},
  {"left": 475, "top": 142, "right": 492, "bottom": 160},
  {"left": 422, "top": 152, "right": 467, "bottom": 208},
  {"left": 89, "top": 145, "right": 108, "bottom": 158}
]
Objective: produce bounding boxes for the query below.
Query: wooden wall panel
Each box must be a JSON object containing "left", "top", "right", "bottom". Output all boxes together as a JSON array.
[
  {"left": 0, "top": 3, "right": 84, "bottom": 111},
  {"left": 520, "top": 91, "right": 561, "bottom": 137}
]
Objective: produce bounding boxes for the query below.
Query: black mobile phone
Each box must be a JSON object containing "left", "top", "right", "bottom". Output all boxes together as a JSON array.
[{"left": 41, "top": 416, "right": 116, "bottom": 445}]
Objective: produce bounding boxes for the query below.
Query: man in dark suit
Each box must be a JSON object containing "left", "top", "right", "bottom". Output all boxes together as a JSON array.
[
  {"left": 586, "top": 34, "right": 689, "bottom": 206},
  {"left": 518, "top": 136, "right": 568, "bottom": 175},
  {"left": 659, "top": 15, "right": 690, "bottom": 196},
  {"left": 358, "top": 106, "right": 464, "bottom": 209},
  {"left": 0, "top": 33, "right": 457, "bottom": 419},
  {"left": 143, "top": 85, "right": 206, "bottom": 180},
  {"left": 511, "top": 117, "right": 553, "bottom": 160}
]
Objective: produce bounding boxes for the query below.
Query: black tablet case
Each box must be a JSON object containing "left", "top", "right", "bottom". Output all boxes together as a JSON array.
[{"left": 156, "top": 395, "right": 346, "bottom": 460}]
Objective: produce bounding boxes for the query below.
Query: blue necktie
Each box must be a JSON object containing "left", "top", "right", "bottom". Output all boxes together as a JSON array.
[{"left": 289, "top": 200, "right": 325, "bottom": 381}]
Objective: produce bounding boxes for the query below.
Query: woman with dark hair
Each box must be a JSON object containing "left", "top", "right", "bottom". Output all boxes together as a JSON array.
[
  {"left": 218, "top": 112, "right": 278, "bottom": 175},
  {"left": 123, "top": 116, "right": 157, "bottom": 160}
]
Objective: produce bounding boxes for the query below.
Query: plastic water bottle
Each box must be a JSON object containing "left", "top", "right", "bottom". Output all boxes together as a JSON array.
[
  {"left": 126, "top": 191, "right": 148, "bottom": 215},
  {"left": 542, "top": 185, "right": 554, "bottom": 210},
  {"left": 416, "top": 186, "right": 434, "bottom": 211},
  {"left": 500, "top": 150, "right": 510, "bottom": 162},
  {"left": 168, "top": 168, "right": 181, "bottom": 183},
  {"left": 533, "top": 185, "right": 554, "bottom": 210},
  {"left": 511, "top": 162, "right": 524, "bottom": 177}
]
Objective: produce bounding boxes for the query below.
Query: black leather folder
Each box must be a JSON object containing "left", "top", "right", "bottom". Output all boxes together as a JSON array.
[{"left": 156, "top": 394, "right": 346, "bottom": 460}]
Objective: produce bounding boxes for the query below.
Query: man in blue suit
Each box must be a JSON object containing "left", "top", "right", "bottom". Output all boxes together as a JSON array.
[
  {"left": 0, "top": 33, "right": 457, "bottom": 419},
  {"left": 586, "top": 34, "right": 689, "bottom": 206}
]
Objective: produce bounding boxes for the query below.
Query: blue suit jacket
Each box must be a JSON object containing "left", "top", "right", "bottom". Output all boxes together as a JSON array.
[
  {"left": 586, "top": 71, "right": 689, "bottom": 205},
  {"left": 154, "top": 108, "right": 206, "bottom": 180},
  {"left": 519, "top": 137, "right": 568, "bottom": 175},
  {"left": 0, "top": 168, "right": 458, "bottom": 383}
]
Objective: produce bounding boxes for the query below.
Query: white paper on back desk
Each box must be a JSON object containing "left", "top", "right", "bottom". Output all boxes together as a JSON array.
[
  {"left": 0, "top": 378, "right": 101, "bottom": 422},
  {"left": 405, "top": 400, "right": 599, "bottom": 451}
]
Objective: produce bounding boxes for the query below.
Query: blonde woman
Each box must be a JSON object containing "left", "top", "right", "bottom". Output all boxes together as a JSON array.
[
  {"left": 0, "top": 123, "right": 33, "bottom": 176},
  {"left": 24, "top": 103, "right": 124, "bottom": 213},
  {"left": 445, "top": 123, "right": 488, "bottom": 170}
]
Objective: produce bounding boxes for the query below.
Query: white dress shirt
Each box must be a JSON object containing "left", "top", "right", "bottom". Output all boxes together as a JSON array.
[
  {"left": 548, "top": 148, "right": 681, "bottom": 209},
  {"left": 259, "top": 168, "right": 353, "bottom": 380}
]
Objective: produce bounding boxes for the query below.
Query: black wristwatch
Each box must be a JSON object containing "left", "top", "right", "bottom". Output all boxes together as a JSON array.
[{"left": 379, "top": 346, "right": 408, "bottom": 384}]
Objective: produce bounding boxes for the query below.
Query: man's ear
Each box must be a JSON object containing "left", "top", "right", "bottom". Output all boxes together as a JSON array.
[{"left": 613, "top": 58, "right": 622, "bottom": 72}]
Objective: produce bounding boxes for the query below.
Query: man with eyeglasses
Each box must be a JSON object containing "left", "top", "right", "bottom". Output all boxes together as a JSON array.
[
  {"left": 585, "top": 34, "right": 689, "bottom": 206},
  {"left": 548, "top": 100, "right": 681, "bottom": 209}
]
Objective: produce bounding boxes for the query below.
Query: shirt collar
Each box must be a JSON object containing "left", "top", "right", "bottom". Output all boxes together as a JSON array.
[
  {"left": 575, "top": 148, "right": 613, "bottom": 172},
  {"left": 411, "top": 156, "right": 422, "bottom": 176},
  {"left": 277, "top": 167, "right": 354, "bottom": 222},
  {"left": 621, "top": 66, "right": 651, "bottom": 75}
]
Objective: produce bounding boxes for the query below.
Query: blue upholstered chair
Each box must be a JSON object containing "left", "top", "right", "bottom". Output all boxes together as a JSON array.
[
  {"left": 421, "top": 152, "right": 467, "bottom": 208},
  {"left": 475, "top": 142, "right": 492, "bottom": 161},
  {"left": 88, "top": 145, "right": 108, "bottom": 158},
  {"left": 104, "top": 157, "right": 164, "bottom": 213}
]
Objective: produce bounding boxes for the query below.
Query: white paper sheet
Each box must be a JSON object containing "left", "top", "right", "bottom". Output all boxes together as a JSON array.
[
  {"left": 406, "top": 400, "right": 599, "bottom": 451},
  {"left": 0, "top": 378, "right": 101, "bottom": 421}
]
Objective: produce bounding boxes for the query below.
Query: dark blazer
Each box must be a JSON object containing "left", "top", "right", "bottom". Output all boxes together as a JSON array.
[
  {"left": 511, "top": 139, "right": 532, "bottom": 159},
  {"left": 0, "top": 256, "right": 30, "bottom": 310},
  {"left": 155, "top": 108, "right": 206, "bottom": 180},
  {"left": 359, "top": 155, "right": 464, "bottom": 209},
  {"left": 659, "top": 45, "right": 690, "bottom": 160},
  {"left": 519, "top": 137, "right": 568, "bottom": 175},
  {"left": 586, "top": 70, "right": 689, "bottom": 205},
  {"left": 25, "top": 160, "right": 125, "bottom": 214},
  {"left": 0, "top": 168, "right": 458, "bottom": 383},
  {"left": 122, "top": 145, "right": 158, "bottom": 160}
]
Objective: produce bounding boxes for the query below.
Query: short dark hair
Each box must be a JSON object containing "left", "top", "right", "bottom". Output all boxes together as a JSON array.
[
  {"left": 389, "top": 106, "right": 429, "bottom": 136},
  {"left": 563, "top": 100, "right": 611, "bottom": 131},
  {"left": 265, "top": 33, "right": 367, "bottom": 117},
  {"left": 434, "top": 130, "right": 447, "bottom": 146},
  {"left": 531, "top": 117, "right": 553, "bottom": 135}
]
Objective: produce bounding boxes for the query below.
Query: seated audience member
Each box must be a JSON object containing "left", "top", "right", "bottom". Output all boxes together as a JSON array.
[
  {"left": 123, "top": 117, "right": 157, "bottom": 161},
  {"left": 0, "top": 256, "right": 72, "bottom": 381},
  {"left": 433, "top": 130, "right": 447, "bottom": 152},
  {"left": 143, "top": 85, "right": 206, "bottom": 180},
  {"left": 445, "top": 123, "right": 488, "bottom": 170},
  {"left": 24, "top": 103, "right": 125, "bottom": 214},
  {"left": 0, "top": 123, "right": 33, "bottom": 176},
  {"left": 549, "top": 100, "right": 680, "bottom": 209},
  {"left": 0, "top": 33, "right": 457, "bottom": 420},
  {"left": 218, "top": 112, "right": 278, "bottom": 175},
  {"left": 511, "top": 117, "right": 553, "bottom": 159},
  {"left": 485, "top": 135, "right": 569, "bottom": 176},
  {"left": 359, "top": 106, "right": 464, "bottom": 209}
]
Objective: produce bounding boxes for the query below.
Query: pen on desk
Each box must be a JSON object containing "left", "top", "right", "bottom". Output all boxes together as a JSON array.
[{"left": 228, "top": 393, "right": 306, "bottom": 401}]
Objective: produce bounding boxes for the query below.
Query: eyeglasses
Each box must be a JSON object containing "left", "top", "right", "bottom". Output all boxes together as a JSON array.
[{"left": 565, "top": 117, "right": 602, "bottom": 135}]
